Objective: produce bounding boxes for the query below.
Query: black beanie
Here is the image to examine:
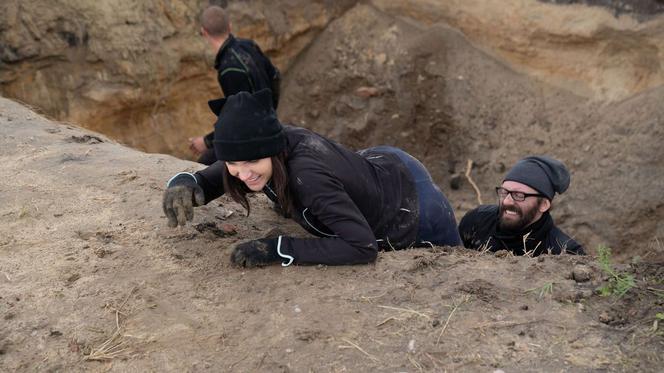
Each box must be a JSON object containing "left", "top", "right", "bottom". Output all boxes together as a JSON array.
[
  {"left": 503, "top": 156, "right": 570, "bottom": 200},
  {"left": 213, "top": 89, "right": 286, "bottom": 162}
]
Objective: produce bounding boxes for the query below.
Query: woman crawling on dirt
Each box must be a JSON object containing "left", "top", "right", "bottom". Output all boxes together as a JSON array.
[{"left": 162, "top": 89, "right": 461, "bottom": 267}]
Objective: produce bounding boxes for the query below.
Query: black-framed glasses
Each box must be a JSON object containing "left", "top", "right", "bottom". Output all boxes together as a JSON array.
[{"left": 495, "top": 187, "right": 543, "bottom": 202}]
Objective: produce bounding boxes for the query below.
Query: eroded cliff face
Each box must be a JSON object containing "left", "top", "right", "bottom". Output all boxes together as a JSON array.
[
  {"left": 0, "top": 0, "right": 355, "bottom": 158},
  {"left": 2, "top": 0, "right": 662, "bottom": 157},
  {"left": 372, "top": 0, "right": 664, "bottom": 101}
]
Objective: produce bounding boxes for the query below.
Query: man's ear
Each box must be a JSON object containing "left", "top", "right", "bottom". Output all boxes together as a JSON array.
[{"left": 538, "top": 198, "right": 552, "bottom": 213}]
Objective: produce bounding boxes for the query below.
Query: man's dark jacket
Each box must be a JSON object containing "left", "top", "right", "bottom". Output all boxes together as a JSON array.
[
  {"left": 194, "top": 126, "right": 419, "bottom": 265},
  {"left": 203, "top": 34, "right": 280, "bottom": 148},
  {"left": 458, "top": 205, "right": 584, "bottom": 256}
]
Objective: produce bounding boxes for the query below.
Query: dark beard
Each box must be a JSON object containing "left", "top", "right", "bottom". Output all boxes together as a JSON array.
[{"left": 498, "top": 203, "right": 539, "bottom": 232}]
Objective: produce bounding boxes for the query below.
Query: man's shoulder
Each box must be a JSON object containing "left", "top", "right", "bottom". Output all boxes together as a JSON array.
[
  {"left": 285, "top": 127, "right": 338, "bottom": 164},
  {"left": 234, "top": 37, "right": 258, "bottom": 46},
  {"left": 458, "top": 205, "right": 498, "bottom": 249},
  {"left": 459, "top": 205, "right": 498, "bottom": 234},
  {"left": 547, "top": 225, "right": 585, "bottom": 255},
  {"left": 462, "top": 205, "right": 499, "bottom": 222}
]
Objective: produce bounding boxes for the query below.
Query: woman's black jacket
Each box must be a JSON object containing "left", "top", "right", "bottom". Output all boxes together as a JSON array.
[{"left": 194, "top": 126, "right": 419, "bottom": 265}]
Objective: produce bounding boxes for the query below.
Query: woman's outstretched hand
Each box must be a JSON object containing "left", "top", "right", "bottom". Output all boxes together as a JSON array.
[
  {"left": 231, "top": 238, "right": 280, "bottom": 267},
  {"left": 162, "top": 173, "right": 205, "bottom": 227}
]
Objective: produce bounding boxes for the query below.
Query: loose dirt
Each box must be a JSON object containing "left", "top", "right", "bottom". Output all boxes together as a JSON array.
[{"left": 1, "top": 97, "right": 663, "bottom": 371}]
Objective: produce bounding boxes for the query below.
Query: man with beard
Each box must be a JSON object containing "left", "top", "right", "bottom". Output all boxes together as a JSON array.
[{"left": 458, "top": 156, "right": 584, "bottom": 256}]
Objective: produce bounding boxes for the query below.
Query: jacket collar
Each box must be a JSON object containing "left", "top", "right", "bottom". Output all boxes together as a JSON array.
[{"left": 214, "top": 34, "right": 236, "bottom": 70}]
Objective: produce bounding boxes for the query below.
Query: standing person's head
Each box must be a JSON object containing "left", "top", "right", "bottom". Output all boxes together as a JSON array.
[
  {"left": 496, "top": 156, "right": 570, "bottom": 231},
  {"left": 213, "top": 89, "right": 291, "bottom": 215},
  {"left": 200, "top": 6, "right": 231, "bottom": 46}
]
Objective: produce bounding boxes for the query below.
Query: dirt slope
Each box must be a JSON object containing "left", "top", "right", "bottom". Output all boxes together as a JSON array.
[{"left": 1, "top": 98, "right": 663, "bottom": 371}]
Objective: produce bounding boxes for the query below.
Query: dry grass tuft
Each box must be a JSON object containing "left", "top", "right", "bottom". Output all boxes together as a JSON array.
[{"left": 84, "top": 286, "right": 137, "bottom": 361}]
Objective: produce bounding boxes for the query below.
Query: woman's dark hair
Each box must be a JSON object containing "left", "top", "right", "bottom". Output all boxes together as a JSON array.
[{"left": 222, "top": 151, "right": 293, "bottom": 217}]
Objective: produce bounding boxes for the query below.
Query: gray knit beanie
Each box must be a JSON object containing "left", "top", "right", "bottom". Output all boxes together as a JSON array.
[{"left": 503, "top": 156, "right": 570, "bottom": 199}]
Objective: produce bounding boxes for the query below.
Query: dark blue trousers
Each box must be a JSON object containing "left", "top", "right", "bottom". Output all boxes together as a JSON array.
[{"left": 372, "top": 146, "right": 461, "bottom": 247}]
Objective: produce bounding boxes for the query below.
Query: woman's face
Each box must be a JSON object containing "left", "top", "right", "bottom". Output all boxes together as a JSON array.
[{"left": 226, "top": 157, "right": 273, "bottom": 191}]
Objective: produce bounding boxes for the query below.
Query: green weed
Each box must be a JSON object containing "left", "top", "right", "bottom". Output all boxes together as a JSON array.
[
  {"left": 596, "top": 245, "right": 636, "bottom": 298},
  {"left": 526, "top": 281, "right": 554, "bottom": 299}
]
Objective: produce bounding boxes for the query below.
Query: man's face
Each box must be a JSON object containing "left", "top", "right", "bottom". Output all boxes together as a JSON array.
[{"left": 498, "top": 180, "right": 548, "bottom": 231}]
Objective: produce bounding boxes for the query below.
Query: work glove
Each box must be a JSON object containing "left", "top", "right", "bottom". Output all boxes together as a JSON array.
[
  {"left": 231, "top": 238, "right": 282, "bottom": 268},
  {"left": 162, "top": 172, "right": 205, "bottom": 227}
]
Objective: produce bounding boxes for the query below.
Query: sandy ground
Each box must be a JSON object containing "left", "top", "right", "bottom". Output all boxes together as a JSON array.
[{"left": 1, "top": 97, "right": 663, "bottom": 371}]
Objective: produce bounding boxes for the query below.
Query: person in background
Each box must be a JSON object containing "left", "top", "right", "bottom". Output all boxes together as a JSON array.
[
  {"left": 189, "top": 5, "right": 281, "bottom": 165},
  {"left": 458, "top": 156, "right": 584, "bottom": 256},
  {"left": 164, "top": 89, "right": 461, "bottom": 267}
]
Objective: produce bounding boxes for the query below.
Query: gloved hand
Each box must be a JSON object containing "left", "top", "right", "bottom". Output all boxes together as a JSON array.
[
  {"left": 162, "top": 172, "right": 205, "bottom": 227},
  {"left": 231, "top": 238, "right": 280, "bottom": 267}
]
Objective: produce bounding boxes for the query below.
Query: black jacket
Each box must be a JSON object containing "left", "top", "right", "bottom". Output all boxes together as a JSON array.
[
  {"left": 204, "top": 34, "right": 281, "bottom": 147},
  {"left": 458, "top": 205, "right": 584, "bottom": 256},
  {"left": 194, "top": 126, "right": 419, "bottom": 265}
]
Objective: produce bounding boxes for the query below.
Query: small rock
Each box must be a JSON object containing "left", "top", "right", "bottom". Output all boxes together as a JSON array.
[
  {"left": 572, "top": 264, "right": 592, "bottom": 283},
  {"left": 495, "top": 250, "right": 510, "bottom": 258},
  {"left": 574, "top": 289, "right": 593, "bottom": 302},
  {"left": 449, "top": 173, "right": 463, "bottom": 190},
  {"left": 599, "top": 311, "right": 613, "bottom": 324},
  {"left": 355, "top": 86, "right": 380, "bottom": 98},
  {"left": 220, "top": 224, "right": 237, "bottom": 235},
  {"left": 68, "top": 339, "right": 80, "bottom": 353},
  {"left": 66, "top": 273, "right": 80, "bottom": 284},
  {"left": 94, "top": 248, "right": 110, "bottom": 258},
  {"left": 50, "top": 330, "right": 62, "bottom": 337}
]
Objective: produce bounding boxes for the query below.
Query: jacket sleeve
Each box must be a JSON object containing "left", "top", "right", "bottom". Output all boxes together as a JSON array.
[
  {"left": 252, "top": 42, "right": 280, "bottom": 108},
  {"left": 218, "top": 69, "right": 253, "bottom": 97},
  {"left": 194, "top": 161, "right": 227, "bottom": 203},
  {"left": 279, "top": 165, "right": 378, "bottom": 265},
  {"left": 203, "top": 131, "right": 215, "bottom": 149},
  {"left": 458, "top": 209, "right": 479, "bottom": 249}
]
